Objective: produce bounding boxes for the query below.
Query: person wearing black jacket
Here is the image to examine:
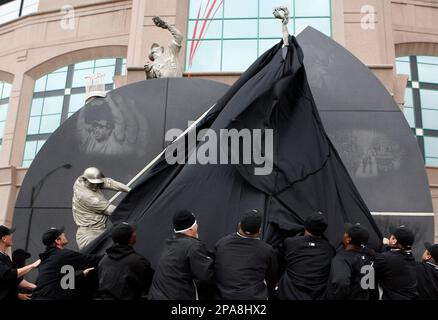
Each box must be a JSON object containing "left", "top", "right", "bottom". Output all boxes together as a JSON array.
[
  {"left": 149, "top": 210, "right": 214, "bottom": 300},
  {"left": 326, "top": 223, "right": 371, "bottom": 300},
  {"left": 0, "top": 225, "right": 40, "bottom": 301},
  {"left": 96, "top": 222, "right": 154, "bottom": 300},
  {"left": 374, "top": 225, "right": 418, "bottom": 300},
  {"left": 278, "top": 212, "right": 335, "bottom": 300},
  {"left": 416, "top": 242, "right": 438, "bottom": 300},
  {"left": 214, "top": 210, "right": 278, "bottom": 300},
  {"left": 32, "top": 227, "right": 102, "bottom": 300}
]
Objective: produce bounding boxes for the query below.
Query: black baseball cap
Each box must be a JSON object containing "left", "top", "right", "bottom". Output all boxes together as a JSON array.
[
  {"left": 390, "top": 225, "right": 415, "bottom": 248},
  {"left": 345, "top": 223, "right": 369, "bottom": 247},
  {"left": 424, "top": 242, "right": 438, "bottom": 261},
  {"left": 173, "top": 210, "right": 197, "bottom": 233},
  {"left": 240, "top": 210, "right": 262, "bottom": 235},
  {"left": 42, "top": 227, "right": 65, "bottom": 246},
  {"left": 111, "top": 222, "right": 135, "bottom": 245},
  {"left": 0, "top": 225, "right": 15, "bottom": 238},
  {"left": 305, "top": 212, "right": 327, "bottom": 236}
]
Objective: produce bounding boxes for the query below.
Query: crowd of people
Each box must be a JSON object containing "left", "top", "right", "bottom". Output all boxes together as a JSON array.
[{"left": 0, "top": 210, "right": 437, "bottom": 301}]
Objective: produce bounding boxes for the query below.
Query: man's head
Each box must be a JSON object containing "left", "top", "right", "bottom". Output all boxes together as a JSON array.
[
  {"left": 173, "top": 210, "right": 198, "bottom": 238},
  {"left": 149, "top": 43, "right": 164, "bottom": 61},
  {"left": 422, "top": 242, "right": 438, "bottom": 264},
  {"left": 42, "top": 227, "right": 68, "bottom": 249},
  {"left": 304, "top": 211, "right": 327, "bottom": 237},
  {"left": 111, "top": 222, "right": 136, "bottom": 246},
  {"left": 83, "top": 167, "right": 105, "bottom": 191},
  {"left": 390, "top": 225, "right": 415, "bottom": 250},
  {"left": 0, "top": 225, "right": 15, "bottom": 248},
  {"left": 342, "top": 223, "right": 369, "bottom": 249},
  {"left": 84, "top": 104, "right": 115, "bottom": 142},
  {"left": 239, "top": 210, "right": 262, "bottom": 237}
]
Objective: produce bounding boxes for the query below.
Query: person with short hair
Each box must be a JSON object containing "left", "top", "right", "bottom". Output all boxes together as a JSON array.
[
  {"left": 374, "top": 225, "right": 418, "bottom": 300},
  {"left": 149, "top": 210, "right": 214, "bottom": 300},
  {"left": 32, "top": 227, "right": 102, "bottom": 300},
  {"left": 326, "top": 223, "right": 372, "bottom": 300},
  {"left": 96, "top": 222, "right": 154, "bottom": 300},
  {"left": 214, "top": 210, "right": 278, "bottom": 300},
  {"left": 278, "top": 212, "right": 335, "bottom": 300},
  {"left": 0, "top": 225, "right": 40, "bottom": 301},
  {"left": 416, "top": 242, "right": 438, "bottom": 300}
]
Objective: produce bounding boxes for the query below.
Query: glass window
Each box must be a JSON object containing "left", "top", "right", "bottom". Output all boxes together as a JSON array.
[
  {"left": 0, "top": 122, "right": 4, "bottom": 139},
  {"left": 189, "top": 0, "right": 223, "bottom": 18},
  {"left": 22, "top": 0, "right": 39, "bottom": 16},
  {"left": 34, "top": 77, "right": 47, "bottom": 92},
  {"left": 95, "top": 58, "right": 117, "bottom": 67},
  {"left": 46, "top": 72, "right": 68, "bottom": 91},
  {"left": 403, "top": 107, "right": 415, "bottom": 128},
  {"left": 417, "top": 62, "right": 438, "bottom": 84},
  {"left": 259, "top": 38, "right": 280, "bottom": 55},
  {"left": 420, "top": 89, "right": 438, "bottom": 110},
  {"left": 188, "top": 20, "right": 223, "bottom": 39},
  {"left": 0, "top": 104, "right": 7, "bottom": 121},
  {"left": 421, "top": 109, "right": 438, "bottom": 130},
  {"left": 72, "top": 68, "right": 93, "bottom": 88},
  {"left": 26, "top": 116, "right": 40, "bottom": 135},
  {"left": 222, "top": 40, "right": 257, "bottom": 71},
  {"left": 259, "top": 19, "right": 290, "bottom": 38},
  {"left": 39, "top": 114, "right": 61, "bottom": 134},
  {"left": 23, "top": 141, "right": 37, "bottom": 160},
  {"left": 396, "top": 60, "right": 411, "bottom": 80},
  {"left": 95, "top": 66, "right": 116, "bottom": 84},
  {"left": 223, "top": 0, "right": 258, "bottom": 18},
  {"left": 42, "top": 96, "right": 64, "bottom": 115},
  {"left": 417, "top": 56, "right": 438, "bottom": 64},
  {"left": 186, "top": 40, "right": 221, "bottom": 71},
  {"left": 424, "top": 136, "right": 438, "bottom": 158},
  {"left": 24, "top": 57, "right": 125, "bottom": 166},
  {"left": 295, "top": 0, "right": 331, "bottom": 17},
  {"left": 30, "top": 98, "right": 44, "bottom": 116},
  {"left": 187, "top": 0, "right": 331, "bottom": 72},
  {"left": 295, "top": 18, "right": 331, "bottom": 36},
  {"left": 74, "top": 61, "right": 95, "bottom": 70},
  {"left": 404, "top": 88, "right": 413, "bottom": 108},
  {"left": 1, "top": 83, "right": 11, "bottom": 99},
  {"left": 68, "top": 93, "right": 85, "bottom": 114},
  {"left": 260, "top": 0, "right": 293, "bottom": 18},
  {"left": 223, "top": 19, "right": 258, "bottom": 39},
  {"left": 426, "top": 157, "right": 438, "bottom": 166}
]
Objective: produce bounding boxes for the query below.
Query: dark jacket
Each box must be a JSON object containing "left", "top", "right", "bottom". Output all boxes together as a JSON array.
[
  {"left": 214, "top": 232, "right": 278, "bottom": 300},
  {"left": 416, "top": 261, "right": 438, "bottom": 300},
  {"left": 278, "top": 235, "right": 335, "bottom": 300},
  {"left": 96, "top": 244, "right": 154, "bottom": 300},
  {"left": 148, "top": 234, "right": 214, "bottom": 300},
  {"left": 374, "top": 249, "right": 418, "bottom": 300},
  {"left": 0, "top": 252, "right": 21, "bottom": 301},
  {"left": 32, "top": 247, "right": 101, "bottom": 300},
  {"left": 326, "top": 249, "right": 370, "bottom": 300}
]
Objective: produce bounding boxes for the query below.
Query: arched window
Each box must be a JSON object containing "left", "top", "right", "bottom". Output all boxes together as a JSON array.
[
  {"left": 22, "top": 57, "right": 127, "bottom": 167},
  {"left": 0, "top": 0, "right": 39, "bottom": 25},
  {"left": 186, "top": 0, "right": 332, "bottom": 72},
  {"left": 0, "top": 81, "right": 11, "bottom": 147},
  {"left": 396, "top": 56, "right": 438, "bottom": 166}
]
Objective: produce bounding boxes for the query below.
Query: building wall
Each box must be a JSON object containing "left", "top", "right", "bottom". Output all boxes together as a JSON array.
[{"left": 0, "top": 0, "right": 436, "bottom": 242}]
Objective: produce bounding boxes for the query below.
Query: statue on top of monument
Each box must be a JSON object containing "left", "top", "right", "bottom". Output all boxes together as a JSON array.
[
  {"left": 144, "top": 16, "right": 183, "bottom": 79},
  {"left": 273, "top": 6, "right": 290, "bottom": 48}
]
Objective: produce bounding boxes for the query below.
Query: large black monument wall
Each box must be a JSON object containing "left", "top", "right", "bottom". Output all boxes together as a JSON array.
[{"left": 13, "top": 27, "right": 433, "bottom": 263}]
